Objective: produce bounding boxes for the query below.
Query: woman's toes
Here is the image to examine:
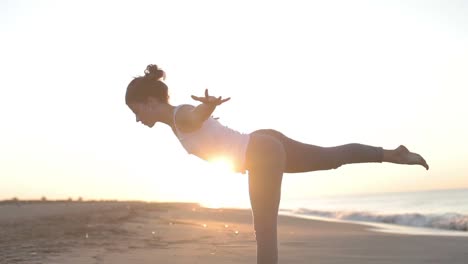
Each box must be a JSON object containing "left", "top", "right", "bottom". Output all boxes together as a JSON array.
[
  {"left": 421, "top": 157, "right": 429, "bottom": 170},
  {"left": 410, "top": 153, "right": 429, "bottom": 170}
]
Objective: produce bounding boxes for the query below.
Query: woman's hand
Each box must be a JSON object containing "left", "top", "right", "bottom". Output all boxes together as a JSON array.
[{"left": 191, "top": 89, "right": 230, "bottom": 106}]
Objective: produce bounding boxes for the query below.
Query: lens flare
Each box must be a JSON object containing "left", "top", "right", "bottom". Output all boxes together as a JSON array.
[{"left": 209, "top": 157, "right": 234, "bottom": 173}]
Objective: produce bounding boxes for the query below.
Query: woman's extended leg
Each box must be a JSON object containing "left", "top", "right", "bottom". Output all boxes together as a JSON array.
[
  {"left": 253, "top": 129, "right": 429, "bottom": 173},
  {"left": 245, "top": 132, "right": 286, "bottom": 264}
]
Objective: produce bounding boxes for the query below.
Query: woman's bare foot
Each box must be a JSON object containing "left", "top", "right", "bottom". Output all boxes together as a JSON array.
[{"left": 384, "top": 145, "right": 429, "bottom": 170}]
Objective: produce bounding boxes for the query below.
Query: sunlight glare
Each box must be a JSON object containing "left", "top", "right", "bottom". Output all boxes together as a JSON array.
[
  {"left": 208, "top": 157, "right": 235, "bottom": 173},
  {"left": 191, "top": 156, "right": 250, "bottom": 209}
]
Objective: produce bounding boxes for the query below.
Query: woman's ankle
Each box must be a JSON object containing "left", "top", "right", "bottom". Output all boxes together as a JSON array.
[{"left": 382, "top": 149, "right": 396, "bottom": 163}]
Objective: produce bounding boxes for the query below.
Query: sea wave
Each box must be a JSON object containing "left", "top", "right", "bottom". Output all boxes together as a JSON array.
[{"left": 289, "top": 208, "right": 468, "bottom": 232}]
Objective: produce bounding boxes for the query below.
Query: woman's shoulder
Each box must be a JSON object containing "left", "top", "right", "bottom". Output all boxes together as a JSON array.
[
  {"left": 175, "top": 104, "right": 195, "bottom": 111},
  {"left": 174, "top": 104, "right": 199, "bottom": 133}
]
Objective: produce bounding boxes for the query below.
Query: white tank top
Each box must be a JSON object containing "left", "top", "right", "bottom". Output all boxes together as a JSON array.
[{"left": 173, "top": 105, "right": 250, "bottom": 173}]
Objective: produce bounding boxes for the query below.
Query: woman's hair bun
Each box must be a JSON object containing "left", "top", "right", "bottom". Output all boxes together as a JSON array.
[{"left": 144, "top": 64, "right": 166, "bottom": 81}]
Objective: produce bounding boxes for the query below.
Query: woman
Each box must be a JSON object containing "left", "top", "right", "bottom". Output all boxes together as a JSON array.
[{"left": 125, "top": 64, "right": 429, "bottom": 264}]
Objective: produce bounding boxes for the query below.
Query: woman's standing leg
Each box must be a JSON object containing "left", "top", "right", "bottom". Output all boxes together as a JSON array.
[{"left": 245, "top": 132, "right": 286, "bottom": 264}]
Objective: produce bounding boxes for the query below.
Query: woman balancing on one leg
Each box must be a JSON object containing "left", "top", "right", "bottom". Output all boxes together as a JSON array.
[{"left": 125, "top": 64, "right": 429, "bottom": 264}]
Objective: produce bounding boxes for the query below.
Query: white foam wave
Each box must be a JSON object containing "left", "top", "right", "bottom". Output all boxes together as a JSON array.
[{"left": 292, "top": 208, "right": 468, "bottom": 232}]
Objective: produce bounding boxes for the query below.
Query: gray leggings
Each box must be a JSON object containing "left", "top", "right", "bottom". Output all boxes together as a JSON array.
[{"left": 244, "top": 129, "right": 383, "bottom": 264}]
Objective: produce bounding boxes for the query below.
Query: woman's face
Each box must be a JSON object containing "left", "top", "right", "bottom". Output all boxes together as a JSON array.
[{"left": 128, "top": 99, "right": 160, "bottom": 128}]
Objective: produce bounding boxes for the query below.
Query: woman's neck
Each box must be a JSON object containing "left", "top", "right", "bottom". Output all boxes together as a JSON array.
[{"left": 156, "top": 104, "right": 177, "bottom": 127}]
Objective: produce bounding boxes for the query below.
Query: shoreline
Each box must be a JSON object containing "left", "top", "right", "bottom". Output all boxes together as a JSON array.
[
  {"left": 2, "top": 201, "right": 468, "bottom": 264},
  {"left": 3, "top": 200, "right": 467, "bottom": 237},
  {"left": 279, "top": 211, "right": 468, "bottom": 238}
]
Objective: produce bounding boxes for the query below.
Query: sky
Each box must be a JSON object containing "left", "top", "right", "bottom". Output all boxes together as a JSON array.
[{"left": 1, "top": 0, "right": 467, "bottom": 208}]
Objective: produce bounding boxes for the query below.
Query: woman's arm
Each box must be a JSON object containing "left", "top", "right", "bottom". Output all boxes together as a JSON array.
[
  {"left": 177, "top": 89, "right": 230, "bottom": 132},
  {"left": 191, "top": 102, "right": 217, "bottom": 123}
]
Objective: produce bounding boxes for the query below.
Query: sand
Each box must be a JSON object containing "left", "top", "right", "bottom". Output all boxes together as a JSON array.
[{"left": 1, "top": 201, "right": 468, "bottom": 264}]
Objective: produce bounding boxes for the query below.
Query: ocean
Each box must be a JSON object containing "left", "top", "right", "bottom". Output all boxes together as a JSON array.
[{"left": 279, "top": 188, "right": 468, "bottom": 237}]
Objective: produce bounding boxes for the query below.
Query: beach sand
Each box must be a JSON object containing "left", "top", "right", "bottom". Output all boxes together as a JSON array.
[{"left": 1, "top": 201, "right": 468, "bottom": 264}]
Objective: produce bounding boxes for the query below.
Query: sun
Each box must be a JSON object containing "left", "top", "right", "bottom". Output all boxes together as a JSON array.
[
  {"left": 192, "top": 156, "right": 250, "bottom": 209},
  {"left": 208, "top": 157, "right": 235, "bottom": 173},
  {"left": 148, "top": 155, "right": 250, "bottom": 209}
]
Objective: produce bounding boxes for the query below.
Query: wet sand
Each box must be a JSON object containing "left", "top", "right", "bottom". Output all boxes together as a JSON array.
[{"left": 1, "top": 201, "right": 468, "bottom": 264}]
